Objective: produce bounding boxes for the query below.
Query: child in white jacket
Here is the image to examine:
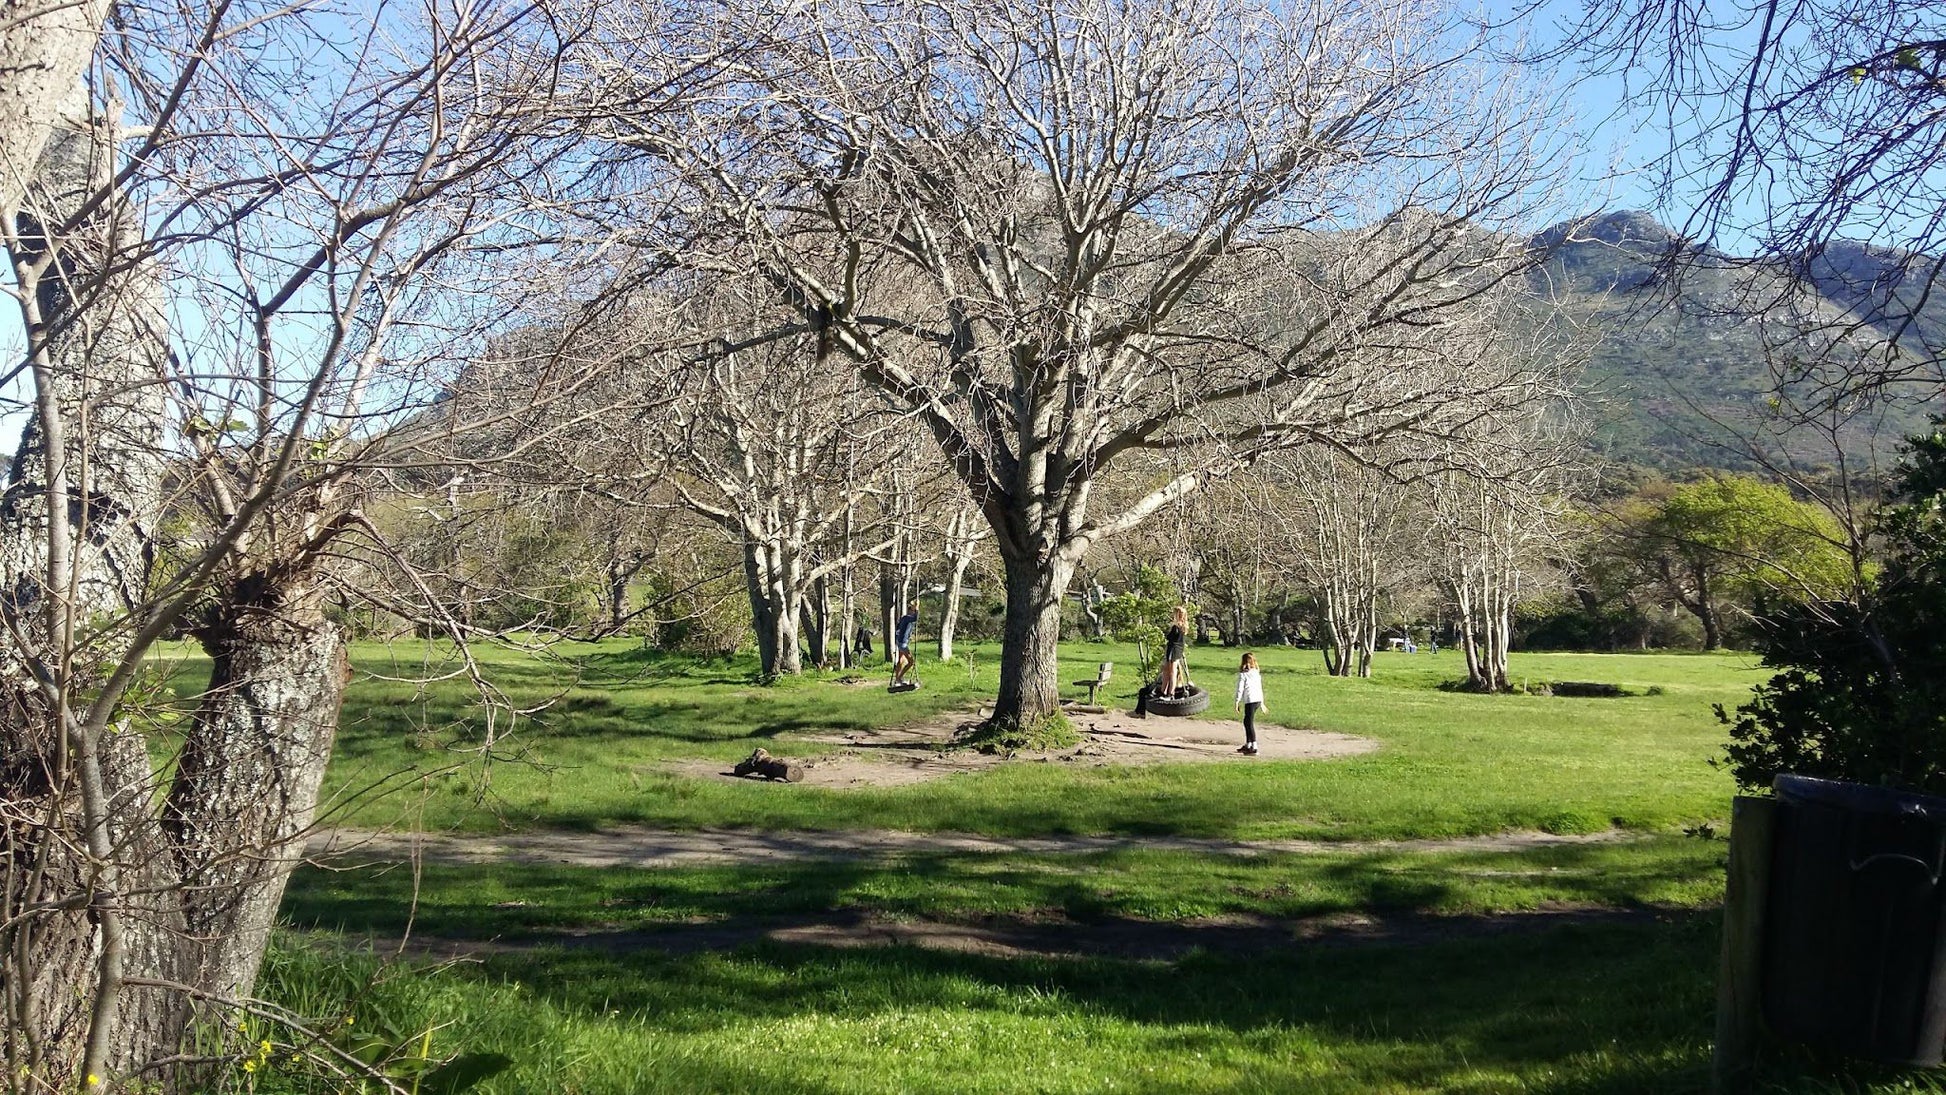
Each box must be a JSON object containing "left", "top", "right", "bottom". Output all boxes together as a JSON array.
[{"left": 1233, "top": 652, "right": 1267, "bottom": 755}]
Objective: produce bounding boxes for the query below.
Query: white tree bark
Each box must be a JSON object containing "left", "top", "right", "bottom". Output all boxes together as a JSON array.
[
  {"left": 576, "top": 0, "right": 1580, "bottom": 727},
  {"left": 0, "top": 0, "right": 108, "bottom": 215}
]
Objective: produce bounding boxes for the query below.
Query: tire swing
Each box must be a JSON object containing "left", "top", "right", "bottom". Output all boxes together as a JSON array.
[{"left": 1143, "top": 683, "right": 1210, "bottom": 717}]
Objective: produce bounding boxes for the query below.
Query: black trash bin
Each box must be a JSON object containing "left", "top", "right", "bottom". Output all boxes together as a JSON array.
[{"left": 1763, "top": 773, "right": 1946, "bottom": 1065}]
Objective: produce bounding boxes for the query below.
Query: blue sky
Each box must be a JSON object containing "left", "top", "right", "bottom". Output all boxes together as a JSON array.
[{"left": 0, "top": 0, "right": 1882, "bottom": 459}]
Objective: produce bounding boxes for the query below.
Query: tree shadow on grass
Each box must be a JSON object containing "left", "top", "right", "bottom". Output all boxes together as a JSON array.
[
  {"left": 281, "top": 840, "right": 1721, "bottom": 953},
  {"left": 412, "top": 916, "right": 1719, "bottom": 1094}
]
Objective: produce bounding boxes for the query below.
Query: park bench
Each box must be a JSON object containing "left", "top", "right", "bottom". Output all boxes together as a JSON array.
[{"left": 1072, "top": 661, "right": 1113, "bottom": 705}]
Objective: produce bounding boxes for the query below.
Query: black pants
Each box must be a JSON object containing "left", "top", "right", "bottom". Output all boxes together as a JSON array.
[{"left": 1242, "top": 701, "right": 1259, "bottom": 744}]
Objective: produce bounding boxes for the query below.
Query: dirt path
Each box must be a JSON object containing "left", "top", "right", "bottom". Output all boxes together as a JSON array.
[
  {"left": 305, "top": 826, "right": 1663, "bottom": 963},
  {"left": 309, "top": 824, "right": 1634, "bottom": 869},
  {"left": 302, "top": 708, "right": 1664, "bottom": 963},
  {"left": 332, "top": 904, "right": 1690, "bottom": 965}
]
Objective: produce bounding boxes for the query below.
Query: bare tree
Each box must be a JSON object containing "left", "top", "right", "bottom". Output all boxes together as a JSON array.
[
  {"left": 0, "top": 2, "right": 646, "bottom": 1087},
  {"left": 580, "top": 0, "right": 1582, "bottom": 728},
  {"left": 1427, "top": 415, "right": 1583, "bottom": 691},
  {"left": 586, "top": 282, "right": 910, "bottom": 678},
  {"left": 1267, "top": 448, "right": 1430, "bottom": 676}
]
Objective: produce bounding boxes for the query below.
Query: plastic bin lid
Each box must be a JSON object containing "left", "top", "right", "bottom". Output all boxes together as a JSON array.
[{"left": 1774, "top": 773, "right": 1946, "bottom": 819}]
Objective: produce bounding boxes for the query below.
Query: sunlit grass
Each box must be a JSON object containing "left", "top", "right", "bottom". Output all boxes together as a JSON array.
[
  {"left": 229, "top": 642, "right": 1939, "bottom": 1095},
  {"left": 284, "top": 640, "right": 1758, "bottom": 839}
]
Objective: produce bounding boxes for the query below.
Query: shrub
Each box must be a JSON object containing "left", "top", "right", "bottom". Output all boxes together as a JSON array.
[{"left": 1719, "top": 421, "right": 1946, "bottom": 794}]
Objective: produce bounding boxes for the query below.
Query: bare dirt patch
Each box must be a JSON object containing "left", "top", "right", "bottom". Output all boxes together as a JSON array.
[{"left": 673, "top": 707, "right": 1378, "bottom": 790}]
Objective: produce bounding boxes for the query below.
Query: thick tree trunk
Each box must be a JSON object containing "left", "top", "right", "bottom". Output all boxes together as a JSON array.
[
  {"left": 165, "top": 577, "right": 348, "bottom": 1010},
  {"left": 1, "top": 102, "right": 188, "bottom": 1093},
  {"left": 742, "top": 538, "right": 801, "bottom": 677},
  {"left": 990, "top": 552, "right": 1074, "bottom": 728},
  {"left": 0, "top": 0, "right": 108, "bottom": 216},
  {"left": 6, "top": 576, "right": 353, "bottom": 1093}
]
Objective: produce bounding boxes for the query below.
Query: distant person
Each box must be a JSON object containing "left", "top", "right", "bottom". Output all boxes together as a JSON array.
[
  {"left": 853, "top": 626, "right": 872, "bottom": 658},
  {"left": 1233, "top": 651, "right": 1267, "bottom": 755},
  {"left": 892, "top": 604, "right": 919, "bottom": 687},
  {"left": 1429, "top": 635, "right": 1439, "bottom": 655},
  {"left": 1160, "top": 605, "right": 1190, "bottom": 697}
]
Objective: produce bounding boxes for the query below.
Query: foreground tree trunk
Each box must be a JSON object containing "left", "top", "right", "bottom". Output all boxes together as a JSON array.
[
  {"left": 0, "top": 0, "right": 108, "bottom": 216},
  {"left": 165, "top": 575, "right": 349, "bottom": 1009},
  {"left": 1, "top": 99, "right": 187, "bottom": 1092},
  {"left": 991, "top": 551, "right": 1075, "bottom": 728}
]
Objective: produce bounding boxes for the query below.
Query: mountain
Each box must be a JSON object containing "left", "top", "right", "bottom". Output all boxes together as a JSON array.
[{"left": 1525, "top": 211, "right": 1940, "bottom": 476}]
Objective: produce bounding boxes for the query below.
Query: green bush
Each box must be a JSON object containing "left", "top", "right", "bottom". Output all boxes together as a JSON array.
[{"left": 1720, "top": 421, "right": 1946, "bottom": 794}]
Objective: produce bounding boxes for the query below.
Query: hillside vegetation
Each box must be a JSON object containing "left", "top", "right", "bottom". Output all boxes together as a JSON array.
[{"left": 1530, "top": 210, "right": 1939, "bottom": 473}]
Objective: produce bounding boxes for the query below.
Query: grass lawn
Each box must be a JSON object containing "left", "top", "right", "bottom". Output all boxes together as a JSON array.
[
  {"left": 260, "top": 917, "right": 1727, "bottom": 1095},
  {"left": 221, "top": 640, "right": 1941, "bottom": 1093},
  {"left": 301, "top": 640, "right": 1758, "bottom": 839}
]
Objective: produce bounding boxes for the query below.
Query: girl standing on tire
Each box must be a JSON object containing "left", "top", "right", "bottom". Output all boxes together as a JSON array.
[
  {"left": 1234, "top": 651, "right": 1266, "bottom": 755},
  {"left": 1160, "top": 605, "right": 1190, "bottom": 697}
]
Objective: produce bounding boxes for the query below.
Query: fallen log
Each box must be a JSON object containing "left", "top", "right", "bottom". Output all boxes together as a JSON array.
[{"left": 733, "top": 747, "right": 805, "bottom": 782}]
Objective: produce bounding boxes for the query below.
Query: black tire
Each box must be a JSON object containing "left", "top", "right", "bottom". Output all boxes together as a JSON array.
[{"left": 1144, "top": 684, "right": 1210, "bottom": 717}]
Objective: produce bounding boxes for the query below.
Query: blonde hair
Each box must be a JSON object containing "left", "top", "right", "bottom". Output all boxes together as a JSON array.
[
  {"left": 1172, "top": 605, "right": 1189, "bottom": 624},
  {"left": 1238, "top": 652, "right": 1258, "bottom": 671}
]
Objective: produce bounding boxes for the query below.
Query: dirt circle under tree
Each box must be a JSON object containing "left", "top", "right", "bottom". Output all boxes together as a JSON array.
[{"left": 673, "top": 708, "right": 1379, "bottom": 789}]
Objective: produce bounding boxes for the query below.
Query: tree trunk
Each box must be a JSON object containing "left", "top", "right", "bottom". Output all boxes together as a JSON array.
[
  {"left": 878, "top": 560, "right": 898, "bottom": 666},
  {"left": 1081, "top": 576, "right": 1106, "bottom": 639},
  {"left": 937, "top": 551, "right": 970, "bottom": 662},
  {"left": 742, "top": 538, "right": 801, "bottom": 677},
  {"left": 604, "top": 550, "right": 644, "bottom": 634},
  {"left": 1697, "top": 570, "right": 1722, "bottom": 651},
  {"left": 990, "top": 552, "right": 1074, "bottom": 729},
  {"left": 165, "top": 577, "right": 349, "bottom": 1010},
  {"left": 0, "top": 0, "right": 108, "bottom": 217},
  {"left": 1, "top": 100, "right": 188, "bottom": 1092},
  {"left": 803, "top": 573, "right": 829, "bottom": 668},
  {"left": 838, "top": 563, "right": 856, "bottom": 670}
]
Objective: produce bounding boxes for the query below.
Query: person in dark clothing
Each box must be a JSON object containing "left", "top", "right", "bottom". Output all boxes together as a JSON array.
[
  {"left": 892, "top": 604, "right": 918, "bottom": 686},
  {"left": 1159, "top": 605, "right": 1189, "bottom": 697},
  {"left": 853, "top": 626, "right": 872, "bottom": 658}
]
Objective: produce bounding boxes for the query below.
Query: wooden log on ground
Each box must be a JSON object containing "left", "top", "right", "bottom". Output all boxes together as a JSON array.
[{"left": 733, "top": 747, "right": 805, "bottom": 782}]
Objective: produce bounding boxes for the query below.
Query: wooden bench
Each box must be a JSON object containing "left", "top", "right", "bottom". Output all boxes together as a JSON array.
[{"left": 1072, "top": 662, "right": 1113, "bottom": 705}]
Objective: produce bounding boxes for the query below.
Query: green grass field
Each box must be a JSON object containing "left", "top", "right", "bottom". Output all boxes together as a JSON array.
[
  {"left": 227, "top": 641, "right": 1945, "bottom": 1093},
  {"left": 306, "top": 640, "right": 1756, "bottom": 838}
]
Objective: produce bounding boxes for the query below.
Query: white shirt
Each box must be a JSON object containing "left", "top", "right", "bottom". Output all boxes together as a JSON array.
[{"left": 1235, "top": 667, "right": 1264, "bottom": 706}]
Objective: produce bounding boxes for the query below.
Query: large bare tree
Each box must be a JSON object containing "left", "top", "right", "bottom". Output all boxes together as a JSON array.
[
  {"left": 581, "top": 0, "right": 1582, "bottom": 728},
  {"left": 0, "top": 2, "right": 646, "bottom": 1087}
]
